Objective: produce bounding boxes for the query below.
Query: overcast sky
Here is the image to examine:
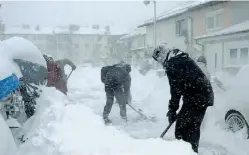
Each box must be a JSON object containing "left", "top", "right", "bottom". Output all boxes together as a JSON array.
[{"left": 0, "top": 1, "right": 183, "bottom": 33}]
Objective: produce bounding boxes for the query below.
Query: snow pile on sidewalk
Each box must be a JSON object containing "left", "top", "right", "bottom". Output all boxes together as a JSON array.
[
  {"left": 0, "top": 113, "right": 17, "bottom": 155},
  {"left": 17, "top": 87, "right": 196, "bottom": 155}
]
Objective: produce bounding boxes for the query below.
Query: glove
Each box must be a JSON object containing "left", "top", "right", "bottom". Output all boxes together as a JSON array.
[
  {"left": 166, "top": 110, "right": 177, "bottom": 124},
  {"left": 72, "top": 65, "right": 76, "bottom": 70}
]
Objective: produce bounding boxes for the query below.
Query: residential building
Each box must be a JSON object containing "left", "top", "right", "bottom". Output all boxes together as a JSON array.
[
  {"left": 195, "top": 20, "right": 249, "bottom": 76},
  {"left": 138, "top": 0, "right": 249, "bottom": 75},
  {"left": 114, "top": 28, "right": 147, "bottom": 66},
  {"left": 1, "top": 24, "right": 125, "bottom": 65}
]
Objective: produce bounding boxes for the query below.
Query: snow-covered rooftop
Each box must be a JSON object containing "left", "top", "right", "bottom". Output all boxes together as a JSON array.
[
  {"left": 4, "top": 26, "right": 54, "bottom": 35},
  {"left": 195, "top": 20, "right": 249, "bottom": 39},
  {"left": 4, "top": 25, "right": 127, "bottom": 36},
  {"left": 138, "top": 0, "right": 222, "bottom": 27},
  {"left": 119, "top": 27, "right": 146, "bottom": 41}
]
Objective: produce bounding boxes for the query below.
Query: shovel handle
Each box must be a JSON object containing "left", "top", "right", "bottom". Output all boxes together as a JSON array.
[{"left": 160, "top": 121, "right": 174, "bottom": 138}]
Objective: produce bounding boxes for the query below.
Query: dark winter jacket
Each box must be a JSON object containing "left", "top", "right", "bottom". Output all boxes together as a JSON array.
[
  {"left": 101, "top": 65, "right": 131, "bottom": 92},
  {"left": 164, "top": 52, "right": 214, "bottom": 112}
]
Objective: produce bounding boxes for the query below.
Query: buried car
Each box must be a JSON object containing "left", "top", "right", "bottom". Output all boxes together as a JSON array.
[
  {"left": 0, "top": 36, "right": 48, "bottom": 144},
  {"left": 222, "top": 65, "right": 249, "bottom": 138},
  {"left": 0, "top": 36, "right": 48, "bottom": 124}
]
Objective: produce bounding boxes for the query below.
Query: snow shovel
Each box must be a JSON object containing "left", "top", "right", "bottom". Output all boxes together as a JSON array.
[
  {"left": 67, "top": 70, "right": 73, "bottom": 81},
  {"left": 127, "top": 103, "right": 156, "bottom": 122},
  {"left": 160, "top": 121, "right": 175, "bottom": 138}
]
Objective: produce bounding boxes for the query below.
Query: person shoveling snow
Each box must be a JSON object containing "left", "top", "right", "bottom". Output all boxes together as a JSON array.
[
  {"left": 152, "top": 44, "right": 214, "bottom": 153},
  {"left": 43, "top": 54, "right": 76, "bottom": 95},
  {"left": 101, "top": 61, "right": 131, "bottom": 124}
]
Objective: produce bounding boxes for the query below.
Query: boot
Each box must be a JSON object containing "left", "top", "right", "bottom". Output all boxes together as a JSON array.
[
  {"left": 121, "top": 116, "right": 128, "bottom": 123},
  {"left": 103, "top": 117, "right": 112, "bottom": 125}
]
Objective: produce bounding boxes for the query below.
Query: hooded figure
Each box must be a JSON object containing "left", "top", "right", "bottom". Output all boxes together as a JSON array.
[
  {"left": 43, "top": 54, "right": 76, "bottom": 95},
  {"left": 152, "top": 44, "right": 214, "bottom": 153},
  {"left": 196, "top": 56, "right": 211, "bottom": 80},
  {"left": 101, "top": 62, "right": 131, "bottom": 124}
]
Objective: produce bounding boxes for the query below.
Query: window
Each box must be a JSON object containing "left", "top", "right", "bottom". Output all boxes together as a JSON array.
[
  {"left": 46, "top": 35, "right": 55, "bottom": 41},
  {"left": 229, "top": 47, "right": 249, "bottom": 65},
  {"left": 240, "top": 48, "right": 249, "bottom": 64},
  {"left": 37, "top": 35, "right": 44, "bottom": 40},
  {"left": 97, "top": 35, "right": 102, "bottom": 41},
  {"left": 58, "top": 43, "right": 65, "bottom": 50},
  {"left": 46, "top": 43, "right": 56, "bottom": 50},
  {"left": 58, "top": 35, "right": 67, "bottom": 42},
  {"left": 206, "top": 11, "right": 222, "bottom": 31},
  {"left": 230, "top": 49, "right": 238, "bottom": 65},
  {"left": 85, "top": 44, "right": 89, "bottom": 49},
  {"left": 175, "top": 19, "right": 187, "bottom": 36},
  {"left": 75, "top": 43, "right": 79, "bottom": 48},
  {"left": 32, "top": 35, "right": 36, "bottom": 40},
  {"left": 215, "top": 53, "right": 217, "bottom": 69}
]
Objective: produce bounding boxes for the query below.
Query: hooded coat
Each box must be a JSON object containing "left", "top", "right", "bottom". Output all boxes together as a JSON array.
[{"left": 164, "top": 52, "right": 214, "bottom": 111}]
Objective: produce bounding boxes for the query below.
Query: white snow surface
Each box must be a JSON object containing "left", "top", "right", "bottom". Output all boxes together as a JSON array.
[
  {"left": 0, "top": 37, "right": 46, "bottom": 80},
  {"left": 17, "top": 86, "right": 195, "bottom": 155},
  {"left": 0, "top": 111, "right": 17, "bottom": 155},
  {"left": 15, "top": 66, "right": 249, "bottom": 155}
]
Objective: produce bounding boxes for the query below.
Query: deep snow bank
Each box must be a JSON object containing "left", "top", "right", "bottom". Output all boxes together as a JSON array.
[
  {"left": 0, "top": 113, "right": 17, "bottom": 155},
  {"left": 17, "top": 87, "right": 196, "bottom": 155}
]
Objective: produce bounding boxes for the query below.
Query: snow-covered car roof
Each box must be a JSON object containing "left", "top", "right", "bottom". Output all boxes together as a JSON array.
[
  {"left": 224, "top": 65, "right": 249, "bottom": 112},
  {"left": 233, "top": 65, "right": 249, "bottom": 87},
  {"left": 0, "top": 37, "right": 46, "bottom": 80}
]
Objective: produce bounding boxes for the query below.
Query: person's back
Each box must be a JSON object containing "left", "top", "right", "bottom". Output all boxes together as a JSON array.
[
  {"left": 46, "top": 59, "right": 60, "bottom": 87},
  {"left": 101, "top": 64, "right": 131, "bottom": 124},
  {"left": 196, "top": 56, "right": 211, "bottom": 80},
  {"left": 104, "top": 66, "right": 130, "bottom": 90},
  {"left": 56, "top": 59, "right": 76, "bottom": 80},
  {"left": 166, "top": 53, "right": 214, "bottom": 107}
]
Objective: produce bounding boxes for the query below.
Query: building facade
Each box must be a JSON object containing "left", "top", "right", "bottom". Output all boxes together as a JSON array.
[
  {"left": 139, "top": 0, "right": 249, "bottom": 75},
  {"left": 0, "top": 24, "right": 124, "bottom": 65}
]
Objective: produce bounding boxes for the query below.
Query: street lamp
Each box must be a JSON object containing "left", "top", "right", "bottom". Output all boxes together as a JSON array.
[
  {"left": 144, "top": 0, "right": 157, "bottom": 68},
  {"left": 143, "top": 0, "right": 157, "bottom": 48}
]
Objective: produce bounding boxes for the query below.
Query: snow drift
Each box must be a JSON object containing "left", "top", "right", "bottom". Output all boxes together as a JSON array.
[
  {"left": 0, "top": 113, "right": 17, "bottom": 155},
  {"left": 17, "top": 86, "right": 196, "bottom": 155}
]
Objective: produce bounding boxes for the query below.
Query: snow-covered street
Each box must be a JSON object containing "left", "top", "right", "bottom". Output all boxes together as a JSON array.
[{"left": 11, "top": 66, "right": 249, "bottom": 155}]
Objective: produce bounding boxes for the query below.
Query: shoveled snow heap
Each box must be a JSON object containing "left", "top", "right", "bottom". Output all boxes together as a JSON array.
[{"left": 17, "top": 87, "right": 196, "bottom": 155}]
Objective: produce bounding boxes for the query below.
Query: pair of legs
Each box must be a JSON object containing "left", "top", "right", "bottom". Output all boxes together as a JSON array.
[
  {"left": 103, "top": 85, "right": 128, "bottom": 122},
  {"left": 174, "top": 104, "right": 207, "bottom": 153}
]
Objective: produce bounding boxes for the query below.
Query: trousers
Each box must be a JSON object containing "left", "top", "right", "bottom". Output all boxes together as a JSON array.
[{"left": 175, "top": 104, "right": 207, "bottom": 153}]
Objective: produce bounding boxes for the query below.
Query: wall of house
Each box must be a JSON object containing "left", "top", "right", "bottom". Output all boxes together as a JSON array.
[
  {"left": 204, "top": 37, "right": 249, "bottom": 76},
  {"left": 223, "top": 40, "right": 249, "bottom": 68},
  {"left": 144, "top": 2, "right": 233, "bottom": 53},
  {"left": 205, "top": 43, "right": 223, "bottom": 75},
  {"left": 71, "top": 34, "right": 110, "bottom": 64},
  {"left": 230, "top": 1, "right": 249, "bottom": 25},
  {"left": 131, "top": 34, "right": 146, "bottom": 50},
  {"left": 192, "top": 2, "right": 232, "bottom": 38},
  {"left": 145, "top": 18, "right": 187, "bottom": 51}
]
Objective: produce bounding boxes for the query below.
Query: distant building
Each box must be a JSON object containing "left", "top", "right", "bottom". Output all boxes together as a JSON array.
[
  {"left": 1, "top": 24, "right": 125, "bottom": 65},
  {"left": 113, "top": 27, "right": 147, "bottom": 66}
]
